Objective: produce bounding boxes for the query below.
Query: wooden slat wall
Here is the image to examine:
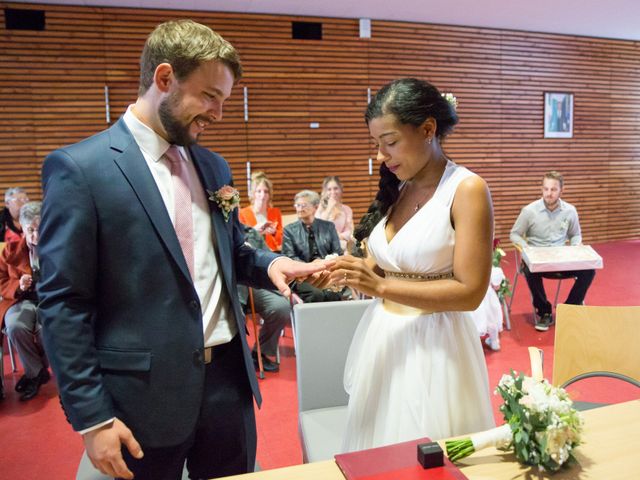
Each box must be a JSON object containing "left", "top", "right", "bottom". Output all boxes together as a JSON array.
[{"left": 1, "top": 3, "right": 638, "bottom": 244}]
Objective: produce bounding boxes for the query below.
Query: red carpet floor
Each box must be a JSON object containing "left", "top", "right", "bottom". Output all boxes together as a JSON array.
[{"left": 1, "top": 239, "right": 638, "bottom": 479}]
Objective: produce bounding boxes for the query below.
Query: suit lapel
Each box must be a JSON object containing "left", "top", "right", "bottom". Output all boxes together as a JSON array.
[
  {"left": 189, "top": 147, "right": 235, "bottom": 294},
  {"left": 299, "top": 222, "right": 310, "bottom": 262},
  {"left": 109, "top": 119, "right": 192, "bottom": 283}
]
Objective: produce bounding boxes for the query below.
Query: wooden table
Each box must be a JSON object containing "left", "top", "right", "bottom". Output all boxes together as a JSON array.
[
  {"left": 221, "top": 400, "right": 640, "bottom": 479},
  {"left": 521, "top": 245, "right": 603, "bottom": 273}
]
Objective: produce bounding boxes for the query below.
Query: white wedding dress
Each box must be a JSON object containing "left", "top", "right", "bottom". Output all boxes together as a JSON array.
[
  {"left": 472, "top": 267, "right": 506, "bottom": 350},
  {"left": 342, "top": 160, "right": 495, "bottom": 453}
]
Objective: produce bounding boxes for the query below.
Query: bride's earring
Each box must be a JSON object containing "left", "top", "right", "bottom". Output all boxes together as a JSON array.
[{"left": 427, "top": 137, "right": 432, "bottom": 145}]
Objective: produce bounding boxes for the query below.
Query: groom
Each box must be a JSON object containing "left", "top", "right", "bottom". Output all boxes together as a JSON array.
[{"left": 38, "top": 19, "right": 326, "bottom": 480}]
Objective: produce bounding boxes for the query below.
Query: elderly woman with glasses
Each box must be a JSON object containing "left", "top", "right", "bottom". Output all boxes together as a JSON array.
[
  {"left": 282, "top": 190, "right": 343, "bottom": 302},
  {"left": 1, "top": 187, "right": 30, "bottom": 243}
]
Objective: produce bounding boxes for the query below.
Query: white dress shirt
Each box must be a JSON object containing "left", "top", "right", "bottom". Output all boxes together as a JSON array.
[{"left": 123, "top": 106, "right": 237, "bottom": 346}]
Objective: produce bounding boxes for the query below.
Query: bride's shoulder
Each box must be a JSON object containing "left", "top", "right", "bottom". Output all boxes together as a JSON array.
[{"left": 455, "top": 174, "right": 489, "bottom": 199}]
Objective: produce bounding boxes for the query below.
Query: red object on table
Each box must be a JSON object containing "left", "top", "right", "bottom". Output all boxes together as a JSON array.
[{"left": 334, "top": 437, "right": 467, "bottom": 480}]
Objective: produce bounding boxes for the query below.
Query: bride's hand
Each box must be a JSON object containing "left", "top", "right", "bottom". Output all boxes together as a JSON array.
[{"left": 328, "top": 255, "right": 382, "bottom": 298}]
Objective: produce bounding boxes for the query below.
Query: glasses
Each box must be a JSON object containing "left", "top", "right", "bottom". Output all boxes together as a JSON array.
[
  {"left": 9, "top": 195, "right": 29, "bottom": 205},
  {"left": 293, "top": 203, "right": 312, "bottom": 210}
]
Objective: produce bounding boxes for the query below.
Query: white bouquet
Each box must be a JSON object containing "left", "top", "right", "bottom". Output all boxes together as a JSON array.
[{"left": 446, "top": 370, "right": 584, "bottom": 472}]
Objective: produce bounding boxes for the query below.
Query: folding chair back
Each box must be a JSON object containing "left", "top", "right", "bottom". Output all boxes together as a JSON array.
[{"left": 294, "top": 299, "right": 372, "bottom": 462}]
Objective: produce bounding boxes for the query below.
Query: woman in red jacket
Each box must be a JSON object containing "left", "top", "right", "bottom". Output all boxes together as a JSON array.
[
  {"left": 0, "top": 201, "right": 50, "bottom": 401},
  {"left": 239, "top": 171, "right": 283, "bottom": 251}
]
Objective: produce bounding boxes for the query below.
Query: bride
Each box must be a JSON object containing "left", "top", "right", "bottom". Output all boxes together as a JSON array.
[{"left": 325, "top": 78, "right": 496, "bottom": 452}]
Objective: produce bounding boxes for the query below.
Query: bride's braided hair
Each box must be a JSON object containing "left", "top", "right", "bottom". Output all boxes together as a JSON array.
[{"left": 352, "top": 78, "right": 459, "bottom": 256}]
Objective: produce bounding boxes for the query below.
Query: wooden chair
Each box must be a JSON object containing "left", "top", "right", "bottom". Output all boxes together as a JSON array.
[
  {"left": 554, "top": 304, "right": 640, "bottom": 387},
  {"left": 531, "top": 304, "right": 640, "bottom": 410},
  {"left": 247, "top": 287, "right": 265, "bottom": 379},
  {"left": 246, "top": 288, "right": 301, "bottom": 378}
]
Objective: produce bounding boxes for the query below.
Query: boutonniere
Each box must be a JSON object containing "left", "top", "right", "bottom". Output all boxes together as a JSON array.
[{"left": 207, "top": 185, "right": 240, "bottom": 222}]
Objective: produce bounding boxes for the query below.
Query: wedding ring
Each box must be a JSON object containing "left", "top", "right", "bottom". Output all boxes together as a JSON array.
[{"left": 344, "top": 273, "right": 348, "bottom": 282}]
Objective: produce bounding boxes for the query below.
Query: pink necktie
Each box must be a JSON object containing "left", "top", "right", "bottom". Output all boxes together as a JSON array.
[{"left": 165, "top": 146, "right": 194, "bottom": 279}]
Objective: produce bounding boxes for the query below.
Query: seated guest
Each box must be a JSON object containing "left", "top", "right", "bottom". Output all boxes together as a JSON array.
[
  {"left": 1, "top": 187, "right": 30, "bottom": 243},
  {"left": 283, "top": 190, "right": 343, "bottom": 303},
  {"left": 239, "top": 171, "right": 283, "bottom": 251},
  {"left": 0, "top": 201, "right": 50, "bottom": 401},
  {"left": 316, "top": 176, "right": 354, "bottom": 252},
  {"left": 510, "top": 171, "right": 595, "bottom": 332},
  {"left": 238, "top": 225, "right": 291, "bottom": 373},
  {"left": 472, "top": 267, "right": 506, "bottom": 351}
]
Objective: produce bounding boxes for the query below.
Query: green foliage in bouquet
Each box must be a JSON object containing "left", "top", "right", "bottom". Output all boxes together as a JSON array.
[
  {"left": 496, "top": 370, "right": 583, "bottom": 472},
  {"left": 446, "top": 370, "right": 584, "bottom": 473}
]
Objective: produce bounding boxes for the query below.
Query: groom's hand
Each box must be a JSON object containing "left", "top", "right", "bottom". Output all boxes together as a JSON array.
[
  {"left": 268, "top": 257, "right": 335, "bottom": 297},
  {"left": 83, "top": 418, "right": 143, "bottom": 479}
]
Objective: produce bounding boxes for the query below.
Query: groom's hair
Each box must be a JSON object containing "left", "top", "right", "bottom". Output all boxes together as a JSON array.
[{"left": 138, "top": 19, "right": 242, "bottom": 95}]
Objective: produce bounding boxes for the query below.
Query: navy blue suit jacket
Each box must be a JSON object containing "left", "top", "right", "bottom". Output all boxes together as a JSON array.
[{"left": 38, "top": 118, "right": 278, "bottom": 447}]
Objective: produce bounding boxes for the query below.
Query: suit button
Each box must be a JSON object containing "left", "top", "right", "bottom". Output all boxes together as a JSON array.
[
  {"left": 190, "top": 300, "right": 199, "bottom": 310},
  {"left": 193, "top": 350, "right": 202, "bottom": 364}
]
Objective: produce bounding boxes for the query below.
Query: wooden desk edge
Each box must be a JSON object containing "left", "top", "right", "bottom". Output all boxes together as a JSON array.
[
  {"left": 220, "top": 460, "right": 342, "bottom": 479},
  {"left": 220, "top": 400, "right": 640, "bottom": 480}
]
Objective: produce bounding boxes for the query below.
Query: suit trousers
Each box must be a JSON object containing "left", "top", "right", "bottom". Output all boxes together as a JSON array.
[
  {"left": 4, "top": 300, "right": 48, "bottom": 378},
  {"left": 120, "top": 334, "right": 256, "bottom": 480},
  {"left": 522, "top": 263, "right": 596, "bottom": 317},
  {"left": 248, "top": 288, "right": 290, "bottom": 358}
]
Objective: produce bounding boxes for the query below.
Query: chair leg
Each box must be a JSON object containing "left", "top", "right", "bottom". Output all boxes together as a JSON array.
[
  {"left": 276, "top": 330, "right": 282, "bottom": 365},
  {"left": 501, "top": 297, "right": 511, "bottom": 331},
  {"left": 289, "top": 300, "right": 297, "bottom": 354},
  {"left": 553, "top": 279, "right": 563, "bottom": 311},
  {"left": 508, "top": 271, "right": 519, "bottom": 311},
  {"left": 8, "top": 335, "right": 17, "bottom": 372},
  {"left": 248, "top": 289, "right": 264, "bottom": 380},
  {"left": 2, "top": 329, "right": 17, "bottom": 373}
]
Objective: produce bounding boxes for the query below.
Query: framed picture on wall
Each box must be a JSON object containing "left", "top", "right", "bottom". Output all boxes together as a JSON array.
[{"left": 544, "top": 92, "right": 573, "bottom": 138}]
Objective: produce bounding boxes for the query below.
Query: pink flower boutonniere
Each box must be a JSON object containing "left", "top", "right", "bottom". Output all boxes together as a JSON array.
[{"left": 207, "top": 185, "right": 240, "bottom": 222}]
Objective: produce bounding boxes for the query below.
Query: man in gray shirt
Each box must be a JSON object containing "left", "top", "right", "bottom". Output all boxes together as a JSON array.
[{"left": 510, "top": 171, "right": 595, "bottom": 331}]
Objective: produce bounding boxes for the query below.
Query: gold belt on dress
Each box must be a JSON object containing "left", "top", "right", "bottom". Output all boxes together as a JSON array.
[
  {"left": 381, "top": 271, "right": 454, "bottom": 315},
  {"left": 383, "top": 271, "right": 454, "bottom": 281}
]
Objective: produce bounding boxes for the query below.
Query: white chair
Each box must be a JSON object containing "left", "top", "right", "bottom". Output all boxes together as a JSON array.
[
  {"left": 76, "top": 451, "right": 190, "bottom": 479},
  {"left": 294, "top": 299, "right": 372, "bottom": 463},
  {"left": 76, "top": 452, "right": 109, "bottom": 480}
]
